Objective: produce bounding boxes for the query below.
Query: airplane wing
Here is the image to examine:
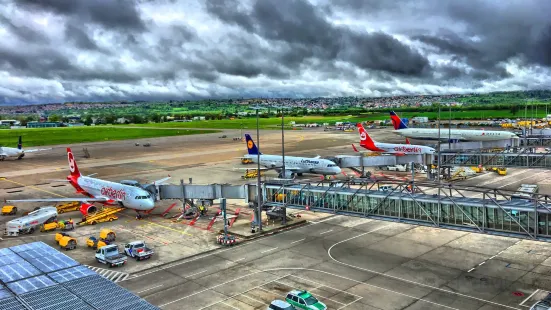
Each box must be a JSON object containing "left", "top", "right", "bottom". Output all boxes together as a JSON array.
[
  {"left": 6, "top": 197, "right": 109, "bottom": 203},
  {"left": 233, "top": 167, "right": 271, "bottom": 171},
  {"left": 24, "top": 148, "right": 52, "bottom": 153},
  {"left": 153, "top": 176, "right": 171, "bottom": 185},
  {"left": 46, "top": 179, "right": 70, "bottom": 182}
]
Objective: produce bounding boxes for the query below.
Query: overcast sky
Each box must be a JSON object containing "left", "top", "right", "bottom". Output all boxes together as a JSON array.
[{"left": 0, "top": 0, "right": 550, "bottom": 105}]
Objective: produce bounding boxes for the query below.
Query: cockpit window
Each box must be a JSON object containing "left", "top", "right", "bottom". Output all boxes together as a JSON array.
[{"left": 327, "top": 164, "right": 336, "bottom": 167}]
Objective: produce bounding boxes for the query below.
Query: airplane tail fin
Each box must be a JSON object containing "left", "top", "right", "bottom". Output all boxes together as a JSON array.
[
  {"left": 67, "top": 148, "right": 81, "bottom": 177},
  {"left": 357, "top": 123, "right": 376, "bottom": 147},
  {"left": 244, "top": 134, "right": 261, "bottom": 155},
  {"left": 17, "top": 136, "right": 22, "bottom": 150},
  {"left": 405, "top": 138, "right": 411, "bottom": 144},
  {"left": 390, "top": 111, "right": 408, "bottom": 130}
]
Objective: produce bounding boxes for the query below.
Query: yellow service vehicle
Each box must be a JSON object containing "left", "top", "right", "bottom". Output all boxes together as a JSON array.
[
  {"left": 40, "top": 222, "right": 58, "bottom": 232},
  {"left": 241, "top": 158, "right": 253, "bottom": 164},
  {"left": 86, "top": 236, "right": 109, "bottom": 250},
  {"left": 1, "top": 205, "right": 17, "bottom": 215},
  {"left": 59, "top": 236, "right": 77, "bottom": 250},
  {"left": 56, "top": 202, "right": 80, "bottom": 214},
  {"left": 78, "top": 207, "right": 123, "bottom": 225},
  {"left": 241, "top": 169, "right": 264, "bottom": 179},
  {"left": 99, "top": 229, "right": 116, "bottom": 242},
  {"left": 55, "top": 232, "right": 70, "bottom": 244}
]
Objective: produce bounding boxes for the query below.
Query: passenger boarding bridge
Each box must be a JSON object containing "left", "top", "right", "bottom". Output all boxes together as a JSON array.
[
  {"left": 440, "top": 150, "right": 551, "bottom": 168},
  {"left": 155, "top": 179, "right": 551, "bottom": 241}
]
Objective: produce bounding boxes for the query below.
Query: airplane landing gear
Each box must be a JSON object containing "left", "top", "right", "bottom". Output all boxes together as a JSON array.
[{"left": 135, "top": 211, "right": 143, "bottom": 220}]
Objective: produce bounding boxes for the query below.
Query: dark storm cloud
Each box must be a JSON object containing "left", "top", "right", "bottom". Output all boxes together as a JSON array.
[
  {"left": 18, "top": 0, "right": 145, "bottom": 31},
  {"left": 64, "top": 23, "right": 100, "bottom": 51},
  {"left": 0, "top": 14, "right": 48, "bottom": 43},
  {"left": 206, "top": 0, "right": 431, "bottom": 77},
  {"left": 0, "top": 0, "right": 550, "bottom": 105}
]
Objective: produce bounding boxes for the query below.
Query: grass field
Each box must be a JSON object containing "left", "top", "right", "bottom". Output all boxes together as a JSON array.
[{"left": 0, "top": 127, "right": 218, "bottom": 147}]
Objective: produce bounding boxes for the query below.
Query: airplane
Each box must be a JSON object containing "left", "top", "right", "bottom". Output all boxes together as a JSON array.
[
  {"left": 7, "top": 148, "right": 170, "bottom": 216},
  {"left": 390, "top": 111, "right": 519, "bottom": 142},
  {"left": 352, "top": 123, "right": 435, "bottom": 155},
  {"left": 0, "top": 136, "right": 51, "bottom": 160},
  {"left": 236, "top": 134, "right": 341, "bottom": 178}
]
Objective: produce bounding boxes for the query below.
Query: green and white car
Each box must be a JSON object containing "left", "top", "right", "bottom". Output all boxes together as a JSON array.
[{"left": 285, "top": 290, "right": 327, "bottom": 310}]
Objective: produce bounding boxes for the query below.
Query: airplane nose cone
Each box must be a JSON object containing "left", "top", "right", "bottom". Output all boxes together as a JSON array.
[{"left": 335, "top": 167, "right": 342, "bottom": 174}]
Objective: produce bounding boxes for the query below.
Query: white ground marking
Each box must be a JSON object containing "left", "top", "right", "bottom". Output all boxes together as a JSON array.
[
  {"left": 327, "top": 225, "right": 523, "bottom": 310},
  {"left": 520, "top": 289, "right": 539, "bottom": 306},
  {"left": 467, "top": 240, "right": 522, "bottom": 273},
  {"left": 137, "top": 284, "right": 164, "bottom": 294}
]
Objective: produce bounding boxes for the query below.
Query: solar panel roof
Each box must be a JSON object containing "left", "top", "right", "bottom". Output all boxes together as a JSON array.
[
  {"left": 0, "top": 286, "right": 12, "bottom": 300},
  {"left": 0, "top": 248, "right": 14, "bottom": 257},
  {"left": 0, "top": 241, "right": 159, "bottom": 310},
  {"left": 6, "top": 275, "right": 56, "bottom": 295}
]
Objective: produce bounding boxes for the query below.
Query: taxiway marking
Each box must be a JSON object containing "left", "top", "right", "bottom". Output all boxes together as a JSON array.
[
  {"left": 137, "top": 285, "right": 164, "bottom": 294},
  {"left": 0, "top": 177, "right": 66, "bottom": 197}
]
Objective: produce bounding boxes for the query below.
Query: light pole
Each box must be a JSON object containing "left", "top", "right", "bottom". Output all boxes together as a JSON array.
[
  {"left": 272, "top": 105, "right": 290, "bottom": 178},
  {"left": 251, "top": 104, "right": 265, "bottom": 232}
]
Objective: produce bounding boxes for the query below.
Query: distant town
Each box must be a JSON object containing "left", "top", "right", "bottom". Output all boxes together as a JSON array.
[{"left": 0, "top": 90, "right": 549, "bottom": 128}]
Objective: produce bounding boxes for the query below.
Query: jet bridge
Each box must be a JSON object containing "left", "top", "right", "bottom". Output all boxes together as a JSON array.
[
  {"left": 154, "top": 178, "right": 551, "bottom": 241},
  {"left": 440, "top": 150, "right": 551, "bottom": 168}
]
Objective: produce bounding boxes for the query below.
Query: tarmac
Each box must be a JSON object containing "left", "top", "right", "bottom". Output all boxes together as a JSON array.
[
  {"left": 120, "top": 215, "right": 551, "bottom": 310},
  {"left": 2, "top": 126, "right": 551, "bottom": 309}
]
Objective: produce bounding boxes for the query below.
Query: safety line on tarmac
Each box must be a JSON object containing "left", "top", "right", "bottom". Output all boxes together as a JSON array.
[
  {"left": 467, "top": 239, "right": 522, "bottom": 273},
  {"left": 327, "top": 225, "right": 523, "bottom": 310},
  {"left": 0, "top": 177, "right": 66, "bottom": 197}
]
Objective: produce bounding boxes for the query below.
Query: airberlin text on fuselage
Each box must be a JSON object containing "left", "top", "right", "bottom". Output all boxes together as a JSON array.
[
  {"left": 393, "top": 146, "right": 421, "bottom": 153},
  {"left": 100, "top": 187, "right": 127, "bottom": 200}
]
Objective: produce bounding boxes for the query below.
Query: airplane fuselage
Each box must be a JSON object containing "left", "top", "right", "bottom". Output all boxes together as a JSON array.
[
  {"left": 244, "top": 154, "right": 341, "bottom": 175},
  {"left": 368, "top": 142, "right": 435, "bottom": 155},
  {"left": 394, "top": 128, "right": 518, "bottom": 142},
  {"left": 0, "top": 147, "right": 24, "bottom": 160},
  {"left": 75, "top": 176, "right": 154, "bottom": 211}
]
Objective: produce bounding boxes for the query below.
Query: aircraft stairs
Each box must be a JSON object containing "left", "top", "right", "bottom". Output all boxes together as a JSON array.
[{"left": 78, "top": 207, "right": 124, "bottom": 226}]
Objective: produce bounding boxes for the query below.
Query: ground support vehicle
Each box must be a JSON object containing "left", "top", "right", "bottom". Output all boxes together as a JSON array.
[
  {"left": 59, "top": 235, "right": 77, "bottom": 250},
  {"left": 55, "top": 202, "right": 80, "bottom": 214},
  {"left": 87, "top": 237, "right": 109, "bottom": 250},
  {"left": 99, "top": 229, "right": 116, "bottom": 242},
  {"left": 4, "top": 207, "right": 58, "bottom": 236},
  {"left": 78, "top": 207, "right": 123, "bottom": 225},
  {"left": 95, "top": 244, "right": 127, "bottom": 267},
  {"left": 124, "top": 241, "right": 154, "bottom": 260},
  {"left": 1, "top": 206, "right": 17, "bottom": 215}
]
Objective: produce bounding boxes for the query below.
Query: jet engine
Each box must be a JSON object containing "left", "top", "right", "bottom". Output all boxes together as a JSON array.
[
  {"left": 279, "top": 170, "right": 294, "bottom": 179},
  {"left": 80, "top": 203, "right": 97, "bottom": 216}
]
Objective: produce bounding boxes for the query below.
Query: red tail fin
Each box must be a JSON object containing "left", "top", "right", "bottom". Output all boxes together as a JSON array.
[
  {"left": 67, "top": 148, "right": 81, "bottom": 177},
  {"left": 357, "top": 123, "right": 376, "bottom": 147},
  {"left": 405, "top": 138, "right": 411, "bottom": 144}
]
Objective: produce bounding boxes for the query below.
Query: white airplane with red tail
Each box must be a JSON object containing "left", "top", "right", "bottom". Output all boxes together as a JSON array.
[
  {"left": 7, "top": 148, "right": 170, "bottom": 216},
  {"left": 352, "top": 123, "right": 436, "bottom": 156}
]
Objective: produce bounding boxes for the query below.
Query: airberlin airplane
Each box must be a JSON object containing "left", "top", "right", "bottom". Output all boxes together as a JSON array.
[
  {"left": 352, "top": 123, "right": 436, "bottom": 156},
  {"left": 7, "top": 148, "right": 170, "bottom": 216}
]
